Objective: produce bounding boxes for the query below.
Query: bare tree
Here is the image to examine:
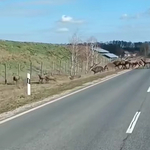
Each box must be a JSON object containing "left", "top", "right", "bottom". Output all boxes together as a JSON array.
[
  {"left": 69, "top": 31, "right": 81, "bottom": 76},
  {"left": 84, "top": 39, "right": 92, "bottom": 73},
  {"left": 140, "top": 43, "right": 150, "bottom": 57},
  {"left": 88, "top": 36, "right": 98, "bottom": 67}
]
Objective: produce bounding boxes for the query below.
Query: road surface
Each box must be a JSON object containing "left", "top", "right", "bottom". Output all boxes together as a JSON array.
[{"left": 0, "top": 69, "right": 150, "bottom": 150}]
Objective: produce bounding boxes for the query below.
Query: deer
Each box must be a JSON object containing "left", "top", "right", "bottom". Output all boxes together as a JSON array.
[
  {"left": 90, "top": 63, "right": 104, "bottom": 74},
  {"left": 68, "top": 75, "right": 81, "bottom": 80},
  {"left": 104, "top": 63, "right": 116, "bottom": 71},
  {"left": 128, "top": 58, "right": 141, "bottom": 69},
  {"left": 12, "top": 74, "right": 20, "bottom": 85},
  {"left": 38, "top": 74, "right": 45, "bottom": 84},
  {"left": 112, "top": 60, "right": 123, "bottom": 69},
  {"left": 44, "top": 74, "right": 57, "bottom": 82},
  {"left": 38, "top": 73, "right": 57, "bottom": 83},
  {"left": 140, "top": 58, "right": 150, "bottom": 68}
]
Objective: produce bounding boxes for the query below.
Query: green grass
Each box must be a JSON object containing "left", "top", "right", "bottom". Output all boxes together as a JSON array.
[
  {"left": 0, "top": 40, "right": 70, "bottom": 56},
  {"left": 0, "top": 40, "right": 72, "bottom": 81}
]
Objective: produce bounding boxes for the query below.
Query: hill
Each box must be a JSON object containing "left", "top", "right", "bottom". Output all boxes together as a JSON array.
[
  {"left": 0, "top": 40, "right": 72, "bottom": 82},
  {"left": 0, "top": 40, "right": 110, "bottom": 83}
]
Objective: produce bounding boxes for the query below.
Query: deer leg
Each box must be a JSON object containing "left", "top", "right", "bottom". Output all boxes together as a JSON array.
[
  {"left": 39, "top": 78, "right": 43, "bottom": 84},
  {"left": 117, "top": 65, "right": 120, "bottom": 69},
  {"left": 146, "top": 63, "right": 149, "bottom": 69},
  {"left": 39, "top": 79, "right": 41, "bottom": 84},
  {"left": 122, "top": 65, "right": 125, "bottom": 69},
  {"left": 120, "top": 65, "right": 123, "bottom": 69},
  {"left": 124, "top": 65, "right": 127, "bottom": 69},
  {"left": 148, "top": 63, "right": 150, "bottom": 68}
]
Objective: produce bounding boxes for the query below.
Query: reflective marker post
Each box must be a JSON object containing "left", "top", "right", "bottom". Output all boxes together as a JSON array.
[{"left": 27, "top": 73, "right": 31, "bottom": 95}]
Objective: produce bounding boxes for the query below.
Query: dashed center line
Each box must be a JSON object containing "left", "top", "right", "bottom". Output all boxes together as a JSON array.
[
  {"left": 126, "top": 111, "right": 141, "bottom": 134},
  {"left": 147, "top": 87, "right": 150, "bottom": 92}
]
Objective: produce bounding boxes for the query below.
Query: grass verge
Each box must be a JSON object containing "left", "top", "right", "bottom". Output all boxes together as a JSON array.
[{"left": 0, "top": 70, "right": 119, "bottom": 114}]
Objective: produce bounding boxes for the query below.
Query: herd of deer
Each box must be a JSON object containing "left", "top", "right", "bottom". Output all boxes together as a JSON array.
[
  {"left": 12, "top": 57, "right": 150, "bottom": 84},
  {"left": 90, "top": 57, "right": 150, "bottom": 74},
  {"left": 38, "top": 74, "right": 56, "bottom": 83},
  {"left": 12, "top": 73, "right": 56, "bottom": 85}
]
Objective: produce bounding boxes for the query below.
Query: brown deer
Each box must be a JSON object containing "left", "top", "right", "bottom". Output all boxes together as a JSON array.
[
  {"left": 44, "top": 74, "right": 56, "bottom": 82},
  {"left": 122, "top": 60, "right": 133, "bottom": 69},
  {"left": 68, "top": 75, "right": 74, "bottom": 80},
  {"left": 103, "top": 65, "right": 109, "bottom": 71},
  {"left": 141, "top": 58, "right": 150, "bottom": 68},
  {"left": 90, "top": 65, "right": 104, "bottom": 74},
  {"left": 104, "top": 63, "right": 116, "bottom": 71},
  {"left": 112, "top": 60, "right": 122, "bottom": 69},
  {"left": 68, "top": 75, "right": 81, "bottom": 80},
  {"left": 38, "top": 74, "right": 45, "bottom": 83},
  {"left": 13, "top": 75, "right": 20, "bottom": 85}
]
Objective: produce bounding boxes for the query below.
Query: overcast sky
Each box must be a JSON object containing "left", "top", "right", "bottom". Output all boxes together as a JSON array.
[{"left": 0, "top": 0, "right": 150, "bottom": 43}]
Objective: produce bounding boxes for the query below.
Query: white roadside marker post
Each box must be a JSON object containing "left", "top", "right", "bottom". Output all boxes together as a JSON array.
[{"left": 27, "top": 73, "right": 31, "bottom": 95}]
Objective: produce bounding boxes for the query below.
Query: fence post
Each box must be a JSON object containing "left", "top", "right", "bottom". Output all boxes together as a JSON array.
[
  {"left": 67, "top": 60, "right": 70, "bottom": 75},
  {"left": 52, "top": 61, "right": 55, "bottom": 74},
  {"left": 59, "top": 60, "right": 61, "bottom": 74},
  {"left": 84, "top": 61, "right": 86, "bottom": 74},
  {"left": 81, "top": 60, "right": 83, "bottom": 74},
  {"left": 64, "top": 61, "right": 67, "bottom": 74},
  {"left": 68, "top": 60, "right": 71, "bottom": 75},
  {"left": 41, "top": 62, "right": 43, "bottom": 76},
  {"left": 4, "top": 63, "right": 7, "bottom": 84},
  {"left": 27, "top": 73, "right": 31, "bottom": 95},
  {"left": 30, "top": 61, "right": 32, "bottom": 77},
  {"left": 77, "top": 62, "right": 80, "bottom": 74},
  {"left": 18, "top": 63, "right": 20, "bottom": 76},
  {"left": 81, "top": 61, "right": 83, "bottom": 73}
]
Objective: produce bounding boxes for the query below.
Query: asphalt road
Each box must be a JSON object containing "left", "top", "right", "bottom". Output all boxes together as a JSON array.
[{"left": 0, "top": 69, "right": 150, "bottom": 150}]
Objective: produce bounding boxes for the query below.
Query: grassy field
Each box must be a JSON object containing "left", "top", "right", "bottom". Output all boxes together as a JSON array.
[
  {"left": 0, "top": 40, "right": 73, "bottom": 83},
  {"left": 0, "top": 40, "right": 110, "bottom": 83},
  {"left": 0, "top": 40, "right": 112, "bottom": 114}
]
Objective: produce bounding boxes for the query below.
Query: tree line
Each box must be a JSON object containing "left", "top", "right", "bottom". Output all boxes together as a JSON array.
[{"left": 68, "top": 40, "right": 150, "bottom": 57}]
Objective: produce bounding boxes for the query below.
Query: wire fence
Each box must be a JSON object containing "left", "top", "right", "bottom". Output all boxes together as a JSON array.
[{"left": 0, "top": 56, "right": 111, "bottom": 84}]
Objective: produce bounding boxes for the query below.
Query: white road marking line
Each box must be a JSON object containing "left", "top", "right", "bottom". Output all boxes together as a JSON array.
[
  {"left": 126, "top": 112, "right": 141, "bottom": 134},
  {"left": 0, "top": 70, "right": 131, "bottom": 125},
  {"left": 147, "top": 87, "right": 150, "bottom": 92}
]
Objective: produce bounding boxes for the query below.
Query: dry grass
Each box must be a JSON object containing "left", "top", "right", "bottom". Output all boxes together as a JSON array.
[
  {"left": 0, "top": 40, "right": 113, "bottom": 116},
  {"left": 0, "top": 70, "right": 119, "bottom": 114}
]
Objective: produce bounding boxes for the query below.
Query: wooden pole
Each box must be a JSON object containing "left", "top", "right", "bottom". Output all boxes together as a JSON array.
[
  {"left": 4, "top": 63, "right": 7, "bottom": 84},
  {"left": 18, "top": 63, "right": 20, "bottom": 76},
  {"left": 30, "top": 61, "right": 32, "bottom": 77},
  {"left": 27, "top": 73, "right": 31, "bottom": 95},
  {"left": 41, "top": 62, "right": 43, "bottom": 76}
]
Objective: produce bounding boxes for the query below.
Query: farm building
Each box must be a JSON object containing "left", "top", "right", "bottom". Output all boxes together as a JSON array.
[
  {"left": 93, "top": 47, "right": 109, "bottom": 54},
  {"left": 92, "top": 47, "right": 119, "bottom": 60},
  {"left": 102, "top": 53, "right": 118, "bottom": 60}
]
